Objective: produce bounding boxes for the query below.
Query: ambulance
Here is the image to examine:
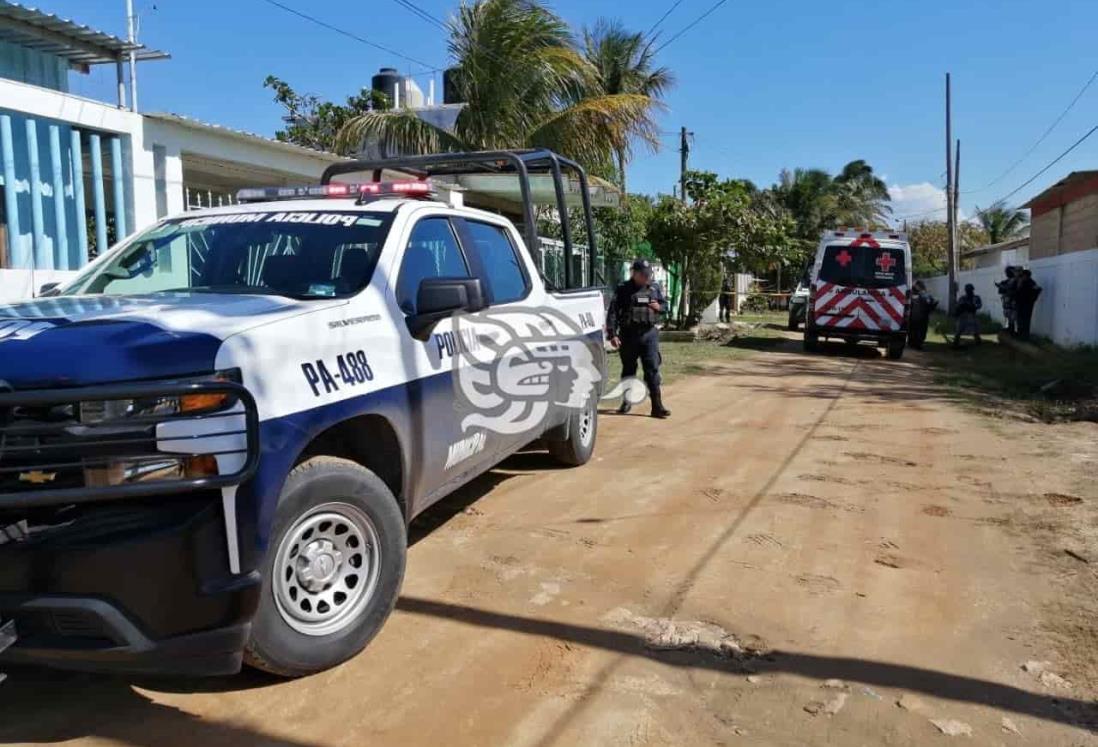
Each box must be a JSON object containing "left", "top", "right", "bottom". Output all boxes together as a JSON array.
[
  {"left": 0, "top": 150, "right": 607, "bottom": 677},
  {"left": 802, "top": 229, "right": 912, "bottom": 359}
]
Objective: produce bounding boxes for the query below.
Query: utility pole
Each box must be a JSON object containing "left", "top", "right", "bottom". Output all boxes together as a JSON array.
[
  {"left": 126, "top": 0, "right": 138, "bottom": 112},
  {"left": 953, "top": 139, "right": 961, "bottom": 266},
  {"left": 679, "top": 126, "right": 691, "bottom": 203},
  {"left": 677, "top": 125, "right": 693, "bottom": 322},
  {"left": 945, "top": 73, "right": 956, "bottom": 313}
]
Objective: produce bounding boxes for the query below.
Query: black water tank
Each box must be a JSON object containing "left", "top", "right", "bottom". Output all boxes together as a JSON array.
[
  {"left": 443, "top": 67, "right": 463, "bottom": 104},
  {"left": 371, "top": 67, "right": 402, "bottom": 104}
]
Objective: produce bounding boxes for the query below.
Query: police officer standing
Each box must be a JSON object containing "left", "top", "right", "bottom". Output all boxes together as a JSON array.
[{"left": 607, "top": 259, "right": 671, "bottom": 418}]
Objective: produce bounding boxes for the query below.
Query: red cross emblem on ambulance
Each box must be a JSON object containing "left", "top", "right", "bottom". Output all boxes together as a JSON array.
[
  {"left": 835, "top": 249, "right": 853, "bottom": 268},
  {"left": 875, "top": 253, "right": 896, "bottom": 273}
]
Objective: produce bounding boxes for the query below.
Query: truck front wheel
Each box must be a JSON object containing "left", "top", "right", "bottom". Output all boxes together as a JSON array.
[{"left": 245, "top": 457, "right": 406, "bottom": 677}]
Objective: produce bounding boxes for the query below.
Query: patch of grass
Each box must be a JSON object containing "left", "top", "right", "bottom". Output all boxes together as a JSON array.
[
  {"left": 931, "top": 310, "right": 1002, "bottom": 337},
  {"left": 606, "top": 339, "right": 753, "bottom": 386},
  {"left": 919, "top": 318, "right": 1098, "bottom": 422}
]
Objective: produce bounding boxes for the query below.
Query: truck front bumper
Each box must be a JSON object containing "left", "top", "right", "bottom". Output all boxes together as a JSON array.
[
  {"left": 0, "top": 378, "right": 262, "bottom": 676},
  {"left": 0, "top": 493, "right": 260, "bottom": 676}
]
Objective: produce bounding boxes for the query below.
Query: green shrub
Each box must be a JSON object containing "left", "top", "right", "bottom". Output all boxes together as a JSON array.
[
  {"left": 931, "top": 310, "right": 1002, "bottom": 337},
  {"left": 741, "top": 293, "right": 769, "bottom": 314}
]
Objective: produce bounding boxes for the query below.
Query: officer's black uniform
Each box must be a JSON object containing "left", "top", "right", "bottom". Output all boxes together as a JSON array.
[{"left": 607, "top": 261, "right": 671, "bottom": 418}]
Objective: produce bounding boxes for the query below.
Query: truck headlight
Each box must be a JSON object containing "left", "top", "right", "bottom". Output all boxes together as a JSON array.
[
  {"left": 78, "top": 371, "right": 240, "bottom": 424},
  {"left": 77, "top": 371, "right": 244, "bottom": 488}
]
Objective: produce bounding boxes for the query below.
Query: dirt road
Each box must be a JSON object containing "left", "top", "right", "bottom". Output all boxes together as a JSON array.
[{"left": 4, "top": 336, "right": 1097, "bottom": 746}]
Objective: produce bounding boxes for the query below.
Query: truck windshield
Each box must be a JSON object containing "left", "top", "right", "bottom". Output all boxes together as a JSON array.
[
  {"left": 61, "top": 211, "right": 395, "bottom": 299},
  {"left": 818, "top": 244, "right": 906, "bottom": 288}
]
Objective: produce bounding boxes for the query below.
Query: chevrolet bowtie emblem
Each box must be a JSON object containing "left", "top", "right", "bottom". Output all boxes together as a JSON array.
[{"left": 18, "top": 470, "right": 57, "bottom": 485}]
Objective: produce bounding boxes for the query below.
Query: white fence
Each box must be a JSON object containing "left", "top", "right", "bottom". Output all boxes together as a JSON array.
[{"left": 922, "top": 247, "right": 1098, "bottom": 346}]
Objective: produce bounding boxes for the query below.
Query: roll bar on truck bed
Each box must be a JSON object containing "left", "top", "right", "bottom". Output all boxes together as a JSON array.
[{"left": 320, "top": 149, "right": 599, "bottom": 290}]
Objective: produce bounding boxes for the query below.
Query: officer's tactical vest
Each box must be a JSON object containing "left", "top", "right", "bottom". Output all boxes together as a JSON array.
[{"left": 628, "top": 287, "right": 659, "bottom": 326}]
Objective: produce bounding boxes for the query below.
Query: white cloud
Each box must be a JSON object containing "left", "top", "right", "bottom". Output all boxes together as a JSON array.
[
  {"left": 887, "top": 182, "right": 977, "bottom": 226},
  {"left": 888, "top": 182, "right": 949, "bottom": 224}
]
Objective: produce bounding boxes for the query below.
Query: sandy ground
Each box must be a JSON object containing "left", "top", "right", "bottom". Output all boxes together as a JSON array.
[{"left": 3, "top": 334, "right": 1098, "bottom": 746}]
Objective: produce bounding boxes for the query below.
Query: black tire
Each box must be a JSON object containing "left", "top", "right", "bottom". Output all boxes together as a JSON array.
[
  {"left": 787, "top": 311, "right": 800, "bottom": 331},
  {"left": 547, "top": 398, "right": 598, "bottom": 466},
  {"left": 803, "top": 330, "right": 819, "bottom": 352},
  {"left": 887, "top": 337, "right": 905, "bottom": 360},
  {"left": 245, "top": 456, "right": 406, "bottom": 677}
]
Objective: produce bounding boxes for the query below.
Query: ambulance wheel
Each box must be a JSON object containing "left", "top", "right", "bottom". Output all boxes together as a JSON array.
[
  {"left": 245, "top": 457, "right": 406, "bottom": 678},
  {"left": 547, "top": 398, "right": 597, "bottom": 466},
  {"left": 886, "top": 337, "right": 906, "bottom": 360},
  {"left": 803, "top": 330, "right": 819, "bottom": 352},
  {"left": 787, "top": 311, "right": 799, "bottom": 331}
]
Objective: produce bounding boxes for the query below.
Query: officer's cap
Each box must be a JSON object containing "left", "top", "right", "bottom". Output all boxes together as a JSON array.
[{"left": 631, "top": 259, "right": 652, "bottom": 274}]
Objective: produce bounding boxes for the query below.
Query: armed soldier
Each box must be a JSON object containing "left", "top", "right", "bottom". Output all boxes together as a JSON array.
[{"left": 607, "top": 259, "right": 671, "bottom": 418}]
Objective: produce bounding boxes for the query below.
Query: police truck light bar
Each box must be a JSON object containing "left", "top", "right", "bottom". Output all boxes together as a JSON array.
[{"left": 236, "top": 179, "right": 435, "bottom": 203}]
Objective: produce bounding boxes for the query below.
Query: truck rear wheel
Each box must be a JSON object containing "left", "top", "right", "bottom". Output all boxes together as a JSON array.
[
  {"left": 547, "top": 398, "right": 598, "bottom": 466},
  {"left": 803, "top": 329, "right": 819, "bottom": 352},
  {"left": 886, "top": 337, "right": 906, "bottom": 360},
  {"left": 245, "top": 457, "right": 406, "bottom": 677}
]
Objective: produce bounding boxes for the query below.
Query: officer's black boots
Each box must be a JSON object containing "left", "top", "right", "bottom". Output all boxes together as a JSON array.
[
  {"left": 650, "top": 391, "right": 671, "bottom": 419},
  {"left": 618, "top": 400, "right": 632, "bottom": 415}
]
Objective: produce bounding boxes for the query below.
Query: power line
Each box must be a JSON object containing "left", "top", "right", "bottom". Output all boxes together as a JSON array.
[
  {"left": 392, "top": 0, "right": 448, "bottom": 32},
  {"left": 260, "top": 0, "right": 441, "bottom": 71},
  {"left": 653, "top": 0, "right": 731, "bottom": 54},
  {"left": 992, "top": 122, "right": 1098, "bottom": 207},
  {"left": 962, "top": 68, "right": 1098, "bottom": 195},
  {"left": 645, "top": 0, "right": 687, "bottom": 37}
]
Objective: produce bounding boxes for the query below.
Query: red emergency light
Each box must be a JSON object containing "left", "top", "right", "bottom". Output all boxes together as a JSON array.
[{"left": 236, "top": 179, "right": 435, "bottom": 203}]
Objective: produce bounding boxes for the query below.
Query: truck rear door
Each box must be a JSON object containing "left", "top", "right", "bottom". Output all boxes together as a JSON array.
[{"left": 813, "top": 242, "right": 907, "bottom": 332}]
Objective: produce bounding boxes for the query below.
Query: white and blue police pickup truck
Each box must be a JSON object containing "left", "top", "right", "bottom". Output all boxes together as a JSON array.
[{"left": 0, "top": 150, "right": 607, "bottom": 677}]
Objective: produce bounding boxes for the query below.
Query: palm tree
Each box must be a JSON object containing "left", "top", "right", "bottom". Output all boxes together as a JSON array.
[
  {"left": 832, "top": 159, "right": 892, "bottom": 227},
  {"left": 772, "top": 167, "right": 837, "bottom": 239},
  {"left": 975, "top": 201, "right": 1029, "bottom": 244},
  {"left": 336, "top": 0, "right": 661, "bottom": 171},
  {"left": 581, "top": 19, "right": 673, "bottom": 192},
  {"left": 770, "top": 160, "right": 892, "bottom": 239}
]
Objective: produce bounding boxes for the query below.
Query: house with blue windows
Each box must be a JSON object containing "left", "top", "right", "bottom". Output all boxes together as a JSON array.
[{"left": 0, "top": 1, "right": 347, "bottom": 301}]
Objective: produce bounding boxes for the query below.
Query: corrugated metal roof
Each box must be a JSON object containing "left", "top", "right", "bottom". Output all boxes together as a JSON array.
[
  {"left": 144, "top": 112, "right": 348, "bottom": 162},
  {"left": 961, "top": 236, "right": 1029, "bottom": 259},
  {"left": 1023, "top": 170, "right": 1098, "bottom": 210},
  {"left": 0, "top": 1, "right": 169, "bottom": 64}
]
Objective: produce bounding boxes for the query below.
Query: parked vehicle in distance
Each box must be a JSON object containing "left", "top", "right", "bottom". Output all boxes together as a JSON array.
[
  {"left": 802, "top": 229, "right": 912, "bottom": 359},
  {"left": 787, "top": 264, "right": 811, "bottom": 331},
  {"left": 0, "top": 150, "right": 607, "bottom": 678}
]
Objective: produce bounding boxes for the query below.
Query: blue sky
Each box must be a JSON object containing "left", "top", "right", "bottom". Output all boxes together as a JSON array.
[{"left": 50, "top": 0, "right": 1098, "bottom": 222}]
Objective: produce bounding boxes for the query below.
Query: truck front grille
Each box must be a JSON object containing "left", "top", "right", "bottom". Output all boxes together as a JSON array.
[{"left": 0, "top": 380, "right": 259, "bottom": 508}]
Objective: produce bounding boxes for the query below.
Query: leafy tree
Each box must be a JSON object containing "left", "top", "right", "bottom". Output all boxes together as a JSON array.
[
  {"left": 975, "top": 201, "right": 1029, "bottom": 244},
  {"left": 647, "top": 171, "right": 796, "bottom": 325},
  {"left": 594, "top": 194, "right": 654, "bottom": 259},
  {"left": 580, "top": 19, "right": 673, "bottom": 192},
  {"left": 907, "top": 220, "right": 989, "bottom": 277},
  {"left": 336, "top": 0, "right": 662, "bottom": 170},
  {"left": 264, "top": 75, "right": 389, "bottom": 155}
]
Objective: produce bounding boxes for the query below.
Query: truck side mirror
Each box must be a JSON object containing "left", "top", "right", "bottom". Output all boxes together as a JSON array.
[
  {"left": 407, "top": 277, "right": 487, "bottom": 341},
  {"left": 38, "top": 282, "right": 60, "bottom": 297}
]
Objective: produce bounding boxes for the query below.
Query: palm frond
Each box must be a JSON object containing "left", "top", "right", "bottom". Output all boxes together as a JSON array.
[
  {"left": 336, "top": 109, "right": 467, "bottom": 157},
  {"left": 526, "top": 92, "right": 659, "bottom": 166}
]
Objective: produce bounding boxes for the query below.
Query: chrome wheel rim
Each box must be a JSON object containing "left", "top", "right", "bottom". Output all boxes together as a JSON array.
[
  {"left": 272, "top": 502, "right": 381, "bottom": 637},
  {"left": 578, "top": 402, "right": 595, "bottom": 447}
]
